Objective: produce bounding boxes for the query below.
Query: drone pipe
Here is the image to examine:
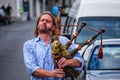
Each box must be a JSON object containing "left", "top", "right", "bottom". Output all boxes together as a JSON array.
[
  {"left": 65, "top": 22, "right": 87, "bottom": 49},
  {"left": 69, "top": 28, "right": 106, "bottom": 56},
  {"left": 61, "top": 24, "right": 99, "bottom": 32}
]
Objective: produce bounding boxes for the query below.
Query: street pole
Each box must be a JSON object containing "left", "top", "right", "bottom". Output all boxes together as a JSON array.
[
  {"left": 42, "top": 0, "right": 46, "bottom": 12},
  {"left": 16, "top": 0, "right": 20, "bottom": 17}
]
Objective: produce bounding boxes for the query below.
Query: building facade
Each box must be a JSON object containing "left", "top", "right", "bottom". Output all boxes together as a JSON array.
[{"left": 0, "top": 0, "right": 75, "bottom": 20}]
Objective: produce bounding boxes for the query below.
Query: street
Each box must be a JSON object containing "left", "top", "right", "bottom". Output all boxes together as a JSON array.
[
  {"left": 0, "top": 17, "right": 66, "bottom": 80},
  {"left": 0, "top": 20, "right": 36, "bottom": 80}
]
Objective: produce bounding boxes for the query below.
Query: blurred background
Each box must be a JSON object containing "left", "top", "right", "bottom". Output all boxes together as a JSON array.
[{"left": 0, "top": 0, "right": 75, "bottom": 21}]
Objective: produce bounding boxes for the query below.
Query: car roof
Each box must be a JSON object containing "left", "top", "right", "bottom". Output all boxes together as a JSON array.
[
  {"left": 93, "top": 38, "right": 120, "bottom": 46},
  {"left": 68, "top": 0, "right": 81, "bottom": 18},
  {"left": 77, "top": 0, "right": 120, "bottom": 18},
  {"left": 83, "top": 38, "right": 120, "bottom": 61}
]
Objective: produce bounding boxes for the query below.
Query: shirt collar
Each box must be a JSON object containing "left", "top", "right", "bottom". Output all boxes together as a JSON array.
[
  {"left": 35, "top": 36, "right": 41, "bottom": 42},
  {"left": 35, "top": 36, "right": 52, "bottom": 43}
]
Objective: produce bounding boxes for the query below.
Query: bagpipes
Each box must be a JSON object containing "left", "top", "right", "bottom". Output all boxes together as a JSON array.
[
  {"left": 46, "top": 21, "right": 106, "bottom": 78},
  {"left": 47, "top": 5, "right": 105, "bottom": 78}
]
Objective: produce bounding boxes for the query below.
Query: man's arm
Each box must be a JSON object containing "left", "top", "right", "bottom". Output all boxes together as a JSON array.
[
  {"left": 32, "top": 68, "right": 65, "bottom": 78},
  {"left": 57, "top": 58, "right": 81, "bottom": 69}
]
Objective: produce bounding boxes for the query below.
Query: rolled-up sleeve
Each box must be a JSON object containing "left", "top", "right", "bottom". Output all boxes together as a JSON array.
[
  {"left": 73, "top": 54, "right": 85, "bottom": 70},
  {"left": 70, "top": 45, "right": 85, "bottom": 70},
  {"left": 23, "top": 42, "right": 40, "bottom": 75}
]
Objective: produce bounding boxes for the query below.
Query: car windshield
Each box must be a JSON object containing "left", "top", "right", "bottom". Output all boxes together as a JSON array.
[
  {"left": 88, "top": 44, "right": 120, "bottom": 70},
  {"left": 75, "top": 17, "right": 120, "bottom": 44}
]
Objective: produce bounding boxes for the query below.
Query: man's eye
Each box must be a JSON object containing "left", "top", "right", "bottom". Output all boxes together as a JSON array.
[
  {"left": 46, "top": 20, "right": 51, "bottom": 23},
  {"left": 40, "top": 19, "right": 44, "bottom": 22},
  {"left": 40, "top": 19, "right": 51, "bottom": 23}
]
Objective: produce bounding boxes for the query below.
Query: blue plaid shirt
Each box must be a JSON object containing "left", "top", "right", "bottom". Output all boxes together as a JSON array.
[{"left": 23, "top": 36, "right": 84, "bottom": 80}]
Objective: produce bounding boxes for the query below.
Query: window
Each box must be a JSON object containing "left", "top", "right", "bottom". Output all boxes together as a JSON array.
[
  {"left": 75, "top": 17, "right": 120, "bottom": 44},
  {"left": 63, "top": 17, "right": 76, "bottom": 35},
  {"left": 88, "top": 45, "right": 120, "bottom": 70}
]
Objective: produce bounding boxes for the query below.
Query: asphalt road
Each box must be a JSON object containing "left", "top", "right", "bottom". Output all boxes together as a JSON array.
[{"left": 0, "top": 20, "right": 36, "bottom": 80}]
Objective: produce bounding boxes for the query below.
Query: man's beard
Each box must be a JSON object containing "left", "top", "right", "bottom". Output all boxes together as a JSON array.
[{"left": 39, "top": 28, "right": 52, "bottom": 34}]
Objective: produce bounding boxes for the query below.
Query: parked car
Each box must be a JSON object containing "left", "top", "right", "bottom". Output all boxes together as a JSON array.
[
  {"left": 63, "top": 0, "right": 120, "bottom": 41},
  {"left": 80, "top": 38, "right": 120, "bottom": 80},
  {"left": 62, "top": 0, "right": 120, "bottom": 79},
  {"left": 62, "top": 0, "right": 120, "bottom": 55},
  {"left": 0, "top": 9, "right": 11, "bottom": 25}
]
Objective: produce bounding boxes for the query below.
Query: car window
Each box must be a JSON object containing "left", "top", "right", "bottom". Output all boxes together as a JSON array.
[
  {"left": 75, "top": 17, "right": 120, "bottom": 44},
  {"left": 88, "top": 44, "right": 120, "bottom": 70},
  {"left": 63, "top": 16, "right": 76, "bottom": 35}
]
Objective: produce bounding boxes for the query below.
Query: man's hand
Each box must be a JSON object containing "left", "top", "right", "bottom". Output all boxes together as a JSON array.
[
  {"left": 49, "top": 69, "right": 65, "bottom": 78},
  {"left": 33, "top": 68, "right": 65, "bottom": 78},
  {"left": 57, "top": 57, "right": 69, "bottom": 69},
  {"left": 58, "top": 57, "right": 81, "bottom": 69}
]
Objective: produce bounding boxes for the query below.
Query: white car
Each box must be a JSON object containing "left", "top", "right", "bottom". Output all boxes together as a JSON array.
[
  {"left": 63, "top": 0, "right": 120, "bottom": 44},
  {"left": 81, "top": 38, "right": 120, "bottom": 80}
]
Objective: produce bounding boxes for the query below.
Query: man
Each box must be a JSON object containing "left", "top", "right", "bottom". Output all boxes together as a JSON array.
[
  {"left": 5, "top": 3, "right": 12, "bottom": 24},
  {"left": 23, "top": 11, "right": 84, "bottom": 80},
  {"left": 6, "top": 3, "right": 12, "bottom": 17}
]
